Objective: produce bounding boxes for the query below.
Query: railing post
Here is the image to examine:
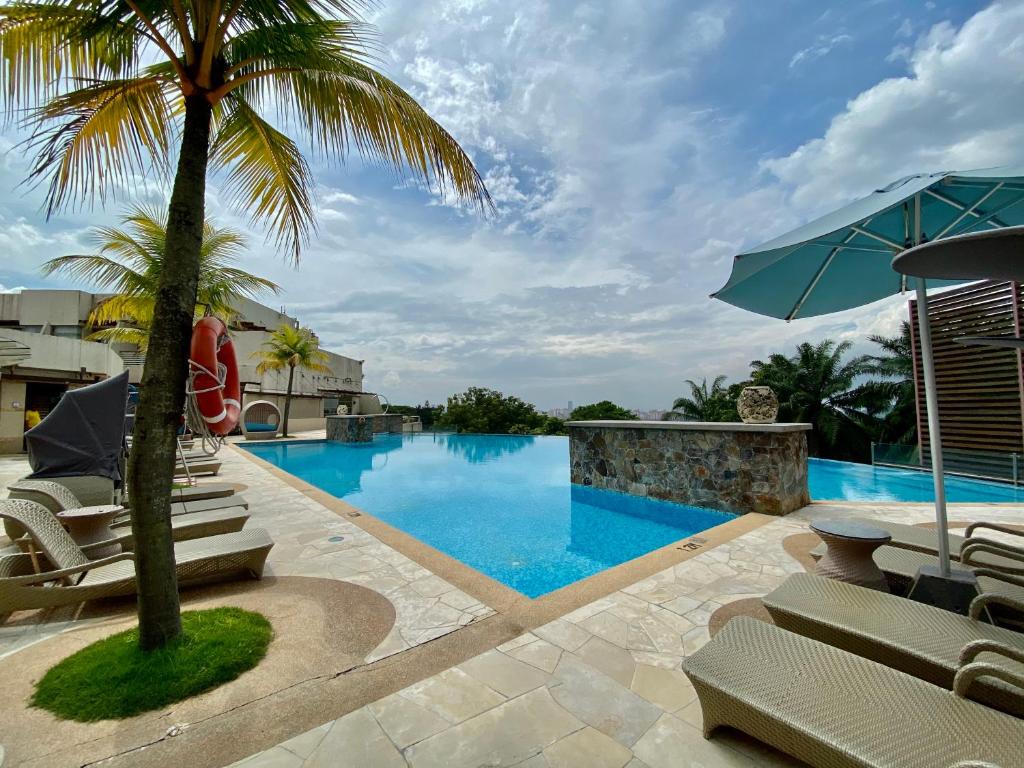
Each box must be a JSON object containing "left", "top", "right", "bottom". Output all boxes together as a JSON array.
[
  {"left": 1014, "top": 453, "right": 1019, "bottom": 486},
  {"left": 870, "top": 441, "right": 876, "bottom": 466}
]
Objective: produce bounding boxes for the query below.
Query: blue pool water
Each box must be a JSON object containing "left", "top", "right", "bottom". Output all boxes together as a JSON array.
[
  {"left": 809, "top": 457, "right": 1024, "bottom": 503},
  {"left": 243, "top": 434, "right": 736, "bottom": 597},
  {"left": 243, "top": 435, "right": 1024, "bottom": 597}
]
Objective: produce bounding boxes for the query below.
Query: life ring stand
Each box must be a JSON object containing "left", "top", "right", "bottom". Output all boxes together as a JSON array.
[{"left": 188, "top": 317, "right": 240, "bottom": 441}]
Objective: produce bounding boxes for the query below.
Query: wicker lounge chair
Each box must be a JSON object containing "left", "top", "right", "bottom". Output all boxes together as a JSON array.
[
  {"left": 682, "top": 617, "right": 1024, "bottom": 768},
  {"left": 5, "top": 480, "right": 248, "bottom": 545},
  {"left": 763, "top": 573, "right": 1024, "bottom": 716},
  {"left": 869, "top": 545, "right": 1024, "bottom": 600},
  {"left": 0, "top": 500, "right": 272, "bottom": 614},
  {"left": 9, "top": 479, "right": 243, "bottom": 516},
  {"left": 844, "top": 517, "right": 1024, "bottom": 574}
]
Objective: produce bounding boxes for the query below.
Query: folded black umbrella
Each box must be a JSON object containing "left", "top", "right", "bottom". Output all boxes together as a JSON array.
[{"left": 26, "top": 370, "right": 130, "bottom": 485}]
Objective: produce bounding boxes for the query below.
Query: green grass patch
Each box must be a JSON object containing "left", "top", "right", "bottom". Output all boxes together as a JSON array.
[{"left": 32, "top": 607, "right": 272, "bottom": 722}]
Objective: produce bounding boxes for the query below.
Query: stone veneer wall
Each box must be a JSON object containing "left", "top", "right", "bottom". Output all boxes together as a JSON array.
[
  {"left": 326, "top": 415, "right": 375, "bottom": 443},
  {"left": 568, "top": 422, "right": 809, "bottom": 516}
]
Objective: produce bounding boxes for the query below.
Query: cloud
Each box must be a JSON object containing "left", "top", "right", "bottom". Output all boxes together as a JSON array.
[
  {"left": 788, "top": 33, "right": 853, "bottom": 69},
  {"left": 764, "top": 2, "right": 1024, "bottom": 212}
]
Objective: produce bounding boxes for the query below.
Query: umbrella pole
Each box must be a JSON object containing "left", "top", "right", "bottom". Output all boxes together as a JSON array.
[{"left": 914, "top": 277, "right": 952, "bottom": 577}]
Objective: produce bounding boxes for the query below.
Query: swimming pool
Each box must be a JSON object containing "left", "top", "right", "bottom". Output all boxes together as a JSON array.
[
  {"left": 243, "top": 434, "right": 1024, "bottom": 597},
  {"left": 243, "top": 434, "right": 736, "bottom": 597},
  {"left": 809, "top": 457, "right": 1024, "bottom": 503}
]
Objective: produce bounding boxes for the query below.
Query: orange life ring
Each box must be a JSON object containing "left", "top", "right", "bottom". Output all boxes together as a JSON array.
[{"left": 189, "top": 317, "right": 240, "bottom": 436}]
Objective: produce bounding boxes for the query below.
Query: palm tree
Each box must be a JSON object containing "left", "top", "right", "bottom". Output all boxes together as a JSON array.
[
  {"left": 1, "top": 0, "right": 489, "bottom": 648},
  {"left": 751, "top": 340, "right": 872, "bottom": 458},
  {"left": 855, "top": 322, "right": 918, "bottom": 445},
  {"left": 42, "top": 207, "right": 280, "bottom": 349},
  {"left": 254, "top": 325, "right": 331, "bottom": 437},
  {"left": 670, "top": 376, "right": 737, "bottom": 421}
]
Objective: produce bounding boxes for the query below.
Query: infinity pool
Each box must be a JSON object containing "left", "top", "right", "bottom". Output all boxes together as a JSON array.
[
  {"left": 809, "top": 457, "right": 1024, "bottom": 503},
  {"left": 243, "top": 434, "right": 736, "bottom": 597},
  {"left": 243, "top": 435, "right": 1024, "bottom": 597}
]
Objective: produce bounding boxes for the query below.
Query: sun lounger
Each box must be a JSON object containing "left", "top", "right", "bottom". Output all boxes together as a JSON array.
[
  {"left": 0, "top": 499, "right": 272, "bottom": 615},
  {"left": 846, "top": 517, "right": 1024, "bottom": 573},
  {"left": 682, "top": 616, "right": 1024, "bottom": 768},
  {"left": 763, "top": 573, "right": 1024, "bottom": 716},
  {"left": 9, "top": 479, "right": 244, "bottom": 515},
  {"left": 174, "top": 458, "right": 221, "bottom": 477},
  {"left": 5, "top": 480, "right": 248, "bottom": 545},
  {"left": 870, "top": 544, "right": 1024, "bottom": 597},
  {"left": 168, "top": 482, "right": 237, "bottom": 503},
  {"left": 3, "top": 501, "right": 249, "bottom": 566}
]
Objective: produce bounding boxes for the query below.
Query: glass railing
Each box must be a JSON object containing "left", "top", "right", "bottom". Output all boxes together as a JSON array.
[{"left": 871, "top": 442, "right": 1023, "bottom": 485}]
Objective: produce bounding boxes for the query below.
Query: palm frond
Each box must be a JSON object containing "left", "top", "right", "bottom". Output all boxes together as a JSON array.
[
  {"left": 24, "top": 75, "right": 175, "bottom": 212},
  {"left": 211, "top": 97, "right": 314, "bottom": 261},
  {"left": 87, "top": 323, "right": 149, "bottom": 347},
  {"left": 0, "top": 1, "right": 142, "bottom": 112},
  {"left": 41, "top": 252, "right": 141, "bottom": 290},
  {"left": 89, "top": 292, "right": 154, "bottom": 325}
]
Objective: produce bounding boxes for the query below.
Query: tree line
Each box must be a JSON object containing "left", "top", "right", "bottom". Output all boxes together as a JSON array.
[
  {"left": 411, "top": 328, "right": 915, "bottom": 464},
  {"left": 669, "top": 331, "right": 915, "bottom": 462}
]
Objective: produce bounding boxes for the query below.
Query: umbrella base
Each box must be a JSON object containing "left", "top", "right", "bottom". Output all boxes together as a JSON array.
[{"left": 905, "top": 564, "right": 980, "bottom": 616}]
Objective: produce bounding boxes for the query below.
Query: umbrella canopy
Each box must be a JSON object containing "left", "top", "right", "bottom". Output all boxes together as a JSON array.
[
  {"left": 711, "top": 165, "right": 1024, "bottom": 582},
  {"left": 713, "top": 166, "right": 1024, "bottom": 319},
  {"left": 26, "top": 371, "right": 130, "bottom": 485}
]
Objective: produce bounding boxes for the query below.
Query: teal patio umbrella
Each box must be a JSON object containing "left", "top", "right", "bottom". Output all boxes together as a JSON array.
[{"left": 713, "top": 165, "right": 1024, "bottom": 579}]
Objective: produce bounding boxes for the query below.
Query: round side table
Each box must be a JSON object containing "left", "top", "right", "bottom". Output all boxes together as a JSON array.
[
  {"left": 811, "top": 520, "right": 892, "bottom": 592},
  {"left": 57, "top": 505, "right": 125, "bottom": 559}
]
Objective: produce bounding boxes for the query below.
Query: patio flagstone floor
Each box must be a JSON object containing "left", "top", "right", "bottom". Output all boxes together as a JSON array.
[{"left": 229, "top": 495, "right": 1024, "bottom": 768}]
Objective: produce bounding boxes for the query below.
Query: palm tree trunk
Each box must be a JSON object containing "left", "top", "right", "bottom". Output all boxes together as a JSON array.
[
  {"left": 127, "top": 94, "right": 212, "bottom": 651},
  {"left": 282, "top": 364, "right": 295, "bottom": 436}
]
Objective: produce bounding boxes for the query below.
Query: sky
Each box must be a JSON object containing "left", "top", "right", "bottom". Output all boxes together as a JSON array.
[{"left": 1, "top": 0, "right": 1022, "bottom": 410}]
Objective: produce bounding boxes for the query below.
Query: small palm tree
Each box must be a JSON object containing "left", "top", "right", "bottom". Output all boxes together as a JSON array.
[
  {"left": 42, "top": 207, "right": 280, "bottom": 349},
  {"left": 255, "top": 325, "right": 331, "bottom": 437},
  {"left": 670, "top": 376, "right": 736, "bottom": 421}
]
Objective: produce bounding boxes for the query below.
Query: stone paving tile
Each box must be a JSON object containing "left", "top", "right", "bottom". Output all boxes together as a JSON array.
[
  {"left": 459, "top": 648, "right": 552, "bottom": 698},
  {"left": 631, "top": 713, "right": 757, "bottom": 768},
  {"left": 575, "top": 636, "right": 636, "bottom": 688},
  {"left": 277, "top": 723, "right": 331, "bottom": 759},
  {"left": 630, "top": 664, "right": 696, "bottom": 713},
  {"left": 548, "top": 652, "right": 662, "bottom": 747},
  {"left": 368, "top": 693, "right": 450, "bottom": 750},
  {"left": 404, "top": 687, "right": 584, "bottom": 768},
  {"left": 532, "top": 618, "right": 592, "bottom": 652},
  {"left": 400, "top": 667, "right": 507, "bottom": 724},
  {"left": 231, "top": 746, "right": 304, "bottom": 767},
  {"left": 506, "top": 637, "right": 563, "bottom": 673},
  {"left": 543, "top": 726, "right": 633, "bottom": 768},
  {"left": 304, "top": 708, "right": 405, "bottom": 768}
]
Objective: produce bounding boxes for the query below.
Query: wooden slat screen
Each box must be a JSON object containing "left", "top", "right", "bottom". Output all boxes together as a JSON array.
[{"left": 909, "top": 280, "right": 1024, "bottom": 478}]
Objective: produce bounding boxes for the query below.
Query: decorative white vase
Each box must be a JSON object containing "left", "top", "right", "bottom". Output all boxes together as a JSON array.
[{"left": 737, "top": 386, "right": 779, "bottom": 424}]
